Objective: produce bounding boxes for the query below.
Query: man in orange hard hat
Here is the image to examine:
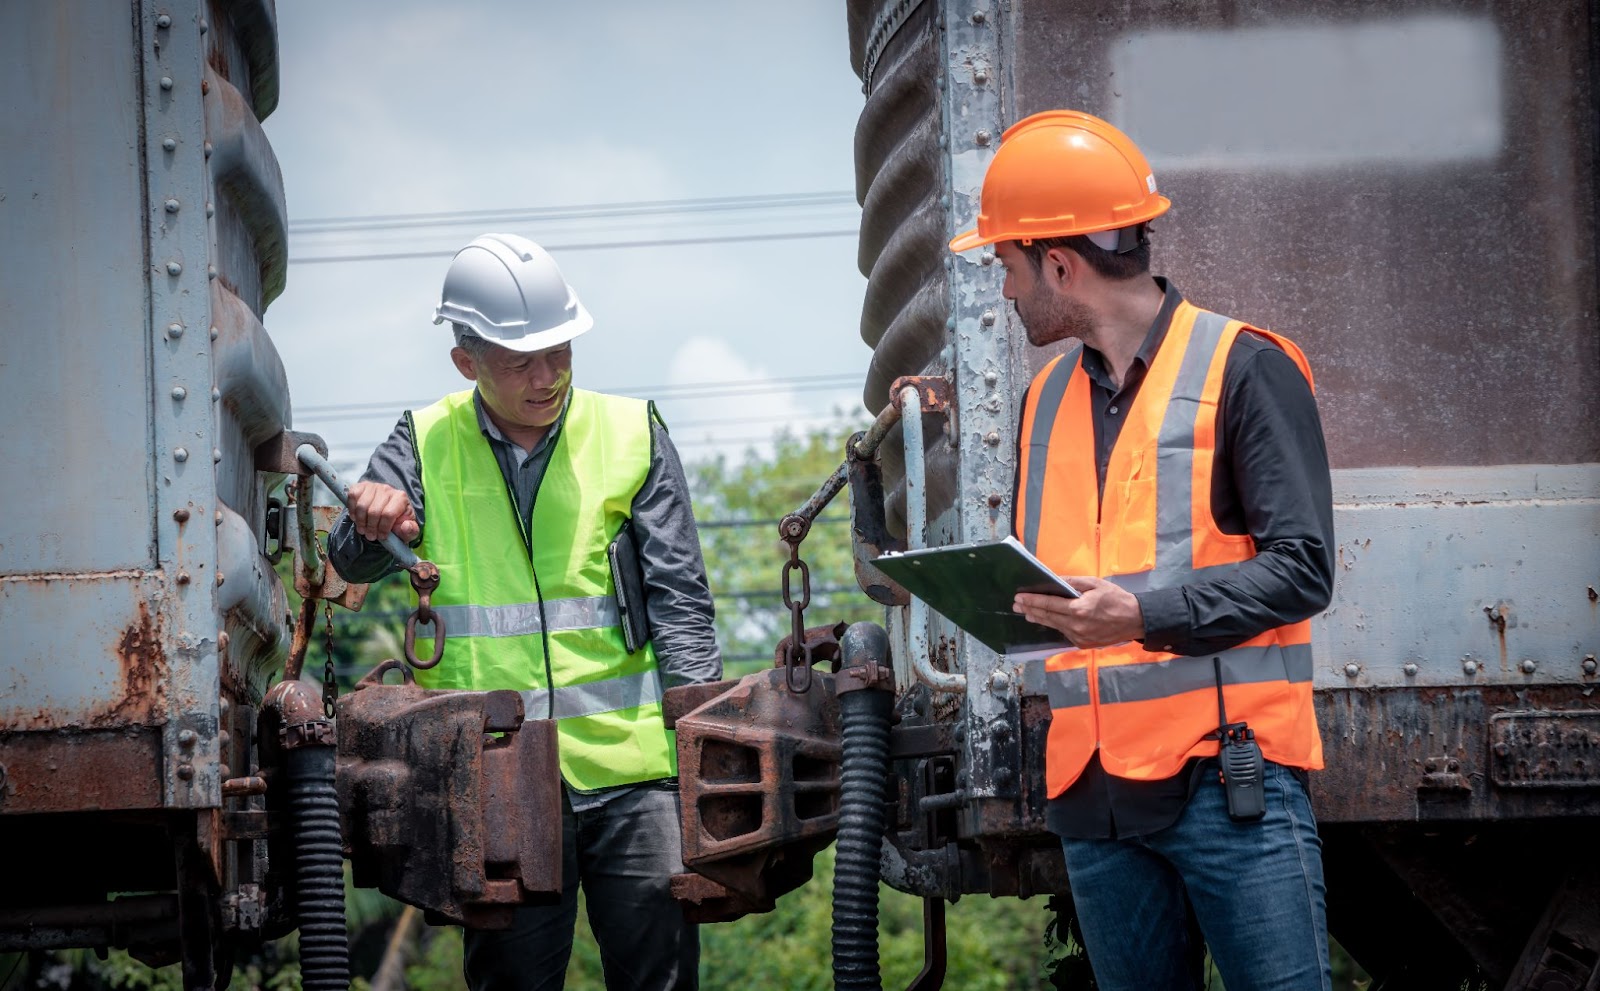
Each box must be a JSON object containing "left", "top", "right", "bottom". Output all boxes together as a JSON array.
[{"left": 951, "top": 111, "right": 1335, "bottom": 990}]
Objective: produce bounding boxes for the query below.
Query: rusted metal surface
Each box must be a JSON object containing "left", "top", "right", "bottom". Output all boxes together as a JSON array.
[
  {"left": 670, "top": 667, "right": 843, "bottom": 922},
  {"left": 333, "top": 675, "right": 564, "bottom": 928},
  {"left": 0, "top": 729, "right": 164, "bottom": 814},
  {"left": 0, "top": 895, "right": 180, "bottom": 954},
  {"left": 888, "top": 375, "right": 953, "bottom": 414},
  {"left": 1315, "top": 685, "right": 1600, "bottom": 823}
]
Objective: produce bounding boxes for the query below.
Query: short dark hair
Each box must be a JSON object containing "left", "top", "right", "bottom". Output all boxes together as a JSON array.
[
  {"left": 453, "top": 324, "right": 493, "bottom": 357},
  {"left": 1017, "top": 225, "right": 1151, "bottom": 282}
]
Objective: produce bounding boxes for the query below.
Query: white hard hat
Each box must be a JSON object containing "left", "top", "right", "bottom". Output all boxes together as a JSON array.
[{"left": 432, "top": 233, "right": 593, "bottom": 352}]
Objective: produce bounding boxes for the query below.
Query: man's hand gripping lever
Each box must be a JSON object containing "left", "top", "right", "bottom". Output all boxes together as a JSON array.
[{"left": 296, "top": 444, "right": 447, "bottom": 670}]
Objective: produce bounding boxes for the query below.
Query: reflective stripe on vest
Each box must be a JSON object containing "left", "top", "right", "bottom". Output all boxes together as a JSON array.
[
  {"left": 521, "top": 668, "right": 664, "bottom": 721},
  {"left": 409, "top": 388, "right": 675, "bottom": 791},
  {"left": 433, "top": 595, "right": 617, "bottom": 638},
  {"left": 1044, "top": 642, "right": 1313, "bottom": 709},
  {"left": 1017, "top": 301, "right": 1322, "bottom": 795}
]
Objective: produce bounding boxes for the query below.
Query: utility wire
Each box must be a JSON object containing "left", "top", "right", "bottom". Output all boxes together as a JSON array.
[
  {"left": 290, "top": 229, "right": 857, "bottom": 265},
  {"left": 291, "top": 189, "right": 857, "bottom": 234}
]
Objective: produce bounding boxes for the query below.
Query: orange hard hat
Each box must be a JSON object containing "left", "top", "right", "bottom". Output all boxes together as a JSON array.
[{"left": 949, "top": 110, "right": 1171, "bottom": 252}]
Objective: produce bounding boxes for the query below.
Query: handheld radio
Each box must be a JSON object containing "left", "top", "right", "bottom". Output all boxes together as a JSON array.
[{"left": 1213, "top": 656, "right": 1266, "bottom": 822}]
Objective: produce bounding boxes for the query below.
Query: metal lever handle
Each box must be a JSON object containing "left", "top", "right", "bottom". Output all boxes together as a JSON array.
[{"left": 295, "top": 444, "right": 420, "bottom": 568}]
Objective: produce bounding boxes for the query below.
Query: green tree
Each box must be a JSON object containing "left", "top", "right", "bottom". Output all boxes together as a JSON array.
[{"left": 686, "top": 417, "right": 880, "bottom": 676}]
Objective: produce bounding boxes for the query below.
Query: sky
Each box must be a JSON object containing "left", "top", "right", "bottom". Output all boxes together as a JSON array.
[{"left": 262, "top": 2, "right": 873, "bottom": 474}]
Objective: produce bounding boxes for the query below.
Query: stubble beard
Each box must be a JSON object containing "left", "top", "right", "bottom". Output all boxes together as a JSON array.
[{"left": 1020, "top": 290, "right": 1098, "bottom": 349}]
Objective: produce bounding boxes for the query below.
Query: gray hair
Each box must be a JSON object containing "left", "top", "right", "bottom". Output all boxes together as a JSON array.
[{"left": 453, "top": 323, "right": 493, "bottom": 357}]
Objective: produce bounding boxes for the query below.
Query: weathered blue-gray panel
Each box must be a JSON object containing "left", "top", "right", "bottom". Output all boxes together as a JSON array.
[{"left": 0, "top": 2, "right": 157, "bottom": 574}]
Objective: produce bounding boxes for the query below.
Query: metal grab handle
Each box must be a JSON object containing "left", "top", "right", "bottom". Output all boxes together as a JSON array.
[
  {"left": 295, "top": 443, "right": 446, "bottom": 670},
  {"left": 295, "top": 444, "right": 420, "bottom": 568}
]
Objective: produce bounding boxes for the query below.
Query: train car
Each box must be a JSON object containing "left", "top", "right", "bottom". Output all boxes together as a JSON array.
[
  {"left": 841, "top": 0, "right": 1600, "bottom": 984},
  {"left": 0, "top": 2, "right": 318, "bottom": 987}
]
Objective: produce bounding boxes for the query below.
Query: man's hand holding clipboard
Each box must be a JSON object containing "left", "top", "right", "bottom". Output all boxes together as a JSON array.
[{"left": 1013, "top": 575, "right": 1146, "bottom": 650}]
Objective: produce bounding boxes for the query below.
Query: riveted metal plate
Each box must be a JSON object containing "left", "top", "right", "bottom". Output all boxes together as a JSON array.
[{"left": 1489, "top": 711, "right": 1600, "bottom": 789}]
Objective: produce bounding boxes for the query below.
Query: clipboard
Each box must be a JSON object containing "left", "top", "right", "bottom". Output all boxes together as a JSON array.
[{"left": 872, "top": 535, "right": 1079, "bottom": 654}]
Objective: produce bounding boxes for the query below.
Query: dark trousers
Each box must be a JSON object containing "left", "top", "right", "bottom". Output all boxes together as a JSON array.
[{"left": 463, "top": 785, "right": 699, "bottom": 991}]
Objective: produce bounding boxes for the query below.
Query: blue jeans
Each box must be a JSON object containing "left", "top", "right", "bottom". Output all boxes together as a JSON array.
[{"left": 1060, "top": 761, "right": 1331, "bottom": 991}]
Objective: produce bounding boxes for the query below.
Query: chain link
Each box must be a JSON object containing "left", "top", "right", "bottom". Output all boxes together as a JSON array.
[
  {"left": 781, "top": 541, "right": 814, "bottom": 693},
  {"left": 321, "top": 600, "right": 338, "bottom": 718}
]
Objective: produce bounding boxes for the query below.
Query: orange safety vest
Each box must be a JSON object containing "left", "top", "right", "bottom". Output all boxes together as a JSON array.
[{"left": 1016, "top": 300, "right": 1324, "bottom": 798}]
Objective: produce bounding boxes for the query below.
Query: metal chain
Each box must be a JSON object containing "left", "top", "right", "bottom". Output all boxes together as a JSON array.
[
  {"left": 781, "top": 540, "right": 814, "bottom": 693},
  {"left": 321, "top": 600, "right": 338, "bottom": 718}
]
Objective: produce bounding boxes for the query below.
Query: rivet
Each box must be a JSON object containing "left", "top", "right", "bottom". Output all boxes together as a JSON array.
[
  {"left": 176, "top": 764, "right": 195, "bottom": 781},
  {"left": 165, "top": 261, "right": 183, "bottom": 276},
  {"left": 975, "top": 129, "right": 992, "bottom": 146},
  {"left": 1521, "top": 658, "right": 1538, "bottom": 675},
  {"left": 983, "top": 371, "right": 998, "bottom": 386},
  {"left": 215, "top": 571, "right": 225, "bottom": 587},
  {"left": 201, "top": 79, "right": 209, "bottom": 96},
  {"left": 178, "top": 729, "right": 198, "bottom": 747},
  {"left": 166, "top": 323, "right": 184, "bottom": 339},
  {"left": 176, "top": 571, "right": 191, "bottom": 585},
  {"left": 219, "top": 696, "right": 230, "bottom": 715},
  {"left": 971, "top": 10, "right": 987, "bottom": 23},
  {"left": 211, "top": 387, "right": 221, "bottom": 402},
  {"left": 939, "top": 194, "right": 950, "bottom": 209},
  {"left": 173, "top": 447, "right": 189, "bottom": 462},
  {"left": 1583, "top": 655, "right": 1597, "bottom": 675},
  {"left": 990, "top": 668, "right": 1011, "bottom": 690},
  {"left": 215, "top": 511, "right": 223, "bottom": 525},
  {"left": 164, "top": 198, "right": 180, "bottom": 213},
  {"left": 219, "top": 730, "right": 230, "bottom": 749},
  {"left": 205, "top": 202, "right": 214, "bottom": 218},
  {"left": 156, "top": 14, "right": 172, "bottom": 28},
  {"left": 1403, "top": 662, "right": 1418, "bottom": 677},
  {"left": 212, "top": 448, "right": 222, "bottom": 463},
  {"left": 1463, "top": 658, "right": 1479, "bottom": 675},
  {"left": 988, "top": 493, "right": 1003, "bottom": 508},
  {"left": 218, "top": 631, "right": 229, "bottom": 651},
  {"left": 953, "top": 724, "right": 966, "bottom": 742},
  {"left": 974, "top": 68, "right": 989, "bottom": 85},
  {"left": 994, "top": 766, "right": 1015, "bottom": 786},
  {"left": 937, "top": 133, "right": 947, "bottom": 150},
  {"left": 209, "top": 326, "right": 219, "bottom": 341},
  {"left": 171, "top": 386, "right": 187, "bottom": 400},
  {"left": 207, "top": 265, "right": 217, "bottom": 281},
  {"left": 980, "top": 310, "right": 996, "bottom": 326},
  {"left": 935, "top": 74, "right": 945, "bottom": 90},
  {"left": 159, "top": 76, "right": 174, "bottom": 91},
  {"left": 985, "top": 431, "right": 1001, "bottom": 446},
  {"left": 162, "top": 138, "right": 177, "bottom": 152},
  {"left": 203, "top": 141, "right": 212, "bottom": 158},
  {"left": 980, "top": 251, "right": 995, "bottom": 266},
  {"left": 198, "top": 18, "right": 208, "bottom": 33},
  {"left": 173, "top": 508, "right": 190, "bottom": 523},
  {"left": 1344, "top": 663, "right": 1360, "bottom": 678}
]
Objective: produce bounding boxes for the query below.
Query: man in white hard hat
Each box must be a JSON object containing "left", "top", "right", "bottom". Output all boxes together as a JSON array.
[{"left": 329, "top": 233, "right": 720, "bottom": 990}]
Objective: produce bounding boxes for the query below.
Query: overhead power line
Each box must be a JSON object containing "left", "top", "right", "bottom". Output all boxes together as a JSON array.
[
  {"left": 293, "top": 373, "right": 865, "bottom": 418},
  {"left": 291, "top": 189, "right": 858, "bottom": 236},
  {"left": 289, "top": 229, "right": 857, "bottom": 265}
]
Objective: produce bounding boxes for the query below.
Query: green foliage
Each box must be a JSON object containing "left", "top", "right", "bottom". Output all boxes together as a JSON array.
[{"left": 686, "top": 417, "right": 879, "bottom": 676}]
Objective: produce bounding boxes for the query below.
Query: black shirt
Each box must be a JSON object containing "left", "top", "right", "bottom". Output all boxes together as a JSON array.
[{"left": 1038, "top": 278, "right": 1335, "bottom": 840}]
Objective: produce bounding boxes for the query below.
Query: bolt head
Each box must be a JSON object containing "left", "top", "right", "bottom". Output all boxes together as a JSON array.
[
  {"left": 165, "top": 261, "right": 183, "bottom": 276},
  {"left": 974, "top": 69, "right": 989, "bottom": 85},
  {"left": 177, "top": 729, "right": 198, "bottom": 747},
  {"left": 171, "top": 386, "right": 187, "bottom": 400},
  {"left": 172, "top": 508, "right": 190, "bottom": 523},
  {"left": 1583, "top": 656, "right": 1597, "bottom": 675},
  {"left": 987, "top": 493, "right": 1003, "bottom": 508},
  {"left": 215, "top": 571, "right": 225, "bottom": 587},
  {"left": 161, "top": 138, "right": 177, "bottom": 152},
  {"left": 198, "top": 18, "right": 208, "bottom": 33},
  {"left": 975, "top": 129, "right": 993, "bottom": 146},
  {"left": 1521, "top": 658, "right": 1538, "bottom": 675},
  {"left": 971, "top": 10, "right": 987, "bottom": 23},
  {"left": 983, "top": 371, "right": 998, "bottom": 386},
  {"left": 156, "top": 14, "right": 172, "bottom": 28},
  {"left": 166, "top": 323, "right": 184, "bottom": 339},
  {"left": 205, "top": 202, "right": 214, "bottom": 217},
  {"left": 164, "top": 198, "right": 180, "bottom": 213},
  {"left": 980, "top": 251, "right": 995, "bottom": 266},
  {"left": 980, "top": 310, "right": 997, "bottom": 326},
  {"left": 1344, "top": 662, "right": 1360, "bottom": 678},
  {"left": 209, "top": 326, "right": 219, "bottom": 341},
  {"left": 207, "top": 265, "right": 217, "bottom": 281},
  {"left": 176, "top": 571, "right": 191, "bottom": 585},
  {"left": 985, "top": 431, "right": 1001, "bottom": 446},
  {"left": 211, "top": 387, "right": 221, "bottom": 402},
  {"left": 1403, "top": 662, "right": 1419, "bottom": 677},
  {"left": 990, "top": 669, "right": 1011, "bottom": 690},
  {"left": 173, "top": 447, "right": 189, "bottom": 462},
  {"left": 1463, "top": 659, "right": 1479, "bottom": 675},
  {"left": 212, "top": 448, "right": 222, "bottom": 463},
  {"left": 203, "top": 141, "right": 212, "bottom": 158},
  {"left": 176, "top": 764, "right": 195, "bottom": 781},
  {"left": 159, "top": 76, "right": 174, "bottom": 91}
]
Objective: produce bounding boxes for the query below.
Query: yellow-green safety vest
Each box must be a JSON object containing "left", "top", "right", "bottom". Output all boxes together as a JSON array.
[{"left": 408, "top": 387, "right": 674, "bottom": 791}]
